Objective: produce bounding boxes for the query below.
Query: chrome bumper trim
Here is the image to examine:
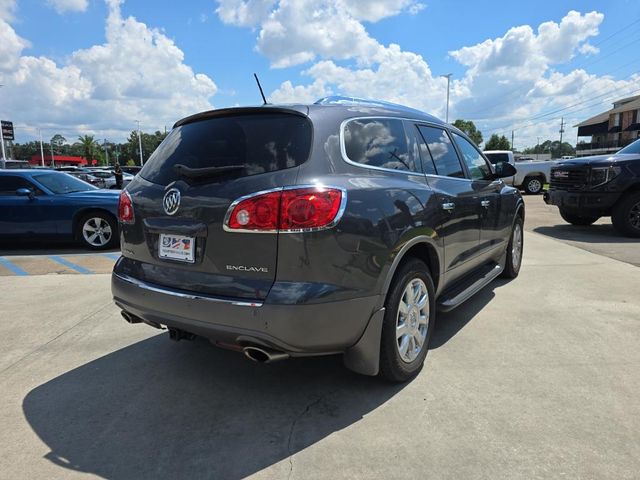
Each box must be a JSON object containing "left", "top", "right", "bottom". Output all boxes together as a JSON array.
[{"left": 113, "top": 272, "right": 263, "bottom": 308}]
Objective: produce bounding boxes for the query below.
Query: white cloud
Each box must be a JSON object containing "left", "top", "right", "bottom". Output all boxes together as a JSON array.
[
  {"left": 217, "top": 0, "right": 425, "bottom": 67},
  {"left": 0, "top": 0, "right": 217, "bottom": 140},
  {"left": 46, "top": 0, "right": 89, "bottom": 14},
  {"left": 219, "top": 3, "right": 636, "bottom": 149}
]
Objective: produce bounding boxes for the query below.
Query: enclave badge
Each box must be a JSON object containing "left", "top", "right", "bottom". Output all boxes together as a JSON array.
[{"left": 163, "top": 188, "right": 181, "bottom": 215}]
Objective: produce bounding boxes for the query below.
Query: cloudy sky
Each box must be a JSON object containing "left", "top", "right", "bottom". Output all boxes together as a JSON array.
[{"left": 1, "top": 0, "right": 639, "bottom": 149}]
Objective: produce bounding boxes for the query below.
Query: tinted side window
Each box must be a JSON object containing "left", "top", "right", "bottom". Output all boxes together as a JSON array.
[
  {"left": 344, "top": 118, "right": 419, "bottom": 172},
  {"left": 409, "top": 124, "right": 436, "bottom": 175},
  {"left": 452, "top": 133, "right": 492, "bottom": 181},
  {"left": 417, "top": 126, "right": 464, "bottom": 178},
  {"left": 140, "top": 114, "right": 312, "bottom": 186},
  {"left": 0, "top": 176, "right": 36, "bottom": 196}
]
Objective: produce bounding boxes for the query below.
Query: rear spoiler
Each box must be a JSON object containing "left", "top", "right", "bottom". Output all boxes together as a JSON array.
[{"left": 173, "top": 106, "right": 309, "bottom": 128}]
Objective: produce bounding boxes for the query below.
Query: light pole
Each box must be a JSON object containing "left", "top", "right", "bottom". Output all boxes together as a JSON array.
[
  {"left": 103, "top": 139, "right": 109, "bottom": 165},
  {"left": 441, "top": 74, "right": 452, "bottom": 123},
  {"left": 536, "top": 137, "right": 540, "bottom": 161},
  {"left": 39, "top": 129, "right": 45, "bottom": 166},
  {"left": 136, "top": 120, "right": 144, "bottom": 166}
]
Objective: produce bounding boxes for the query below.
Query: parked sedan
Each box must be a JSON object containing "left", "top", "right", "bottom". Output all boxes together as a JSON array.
[
  {"left": 0, "top": 170, "right": 120, "bottom": 249},
  {"left": 66, "top": 171, "right": 107, "bottom": 189},
  {"left": 82, "top": 169, "right": 134, "bottom": 189}
]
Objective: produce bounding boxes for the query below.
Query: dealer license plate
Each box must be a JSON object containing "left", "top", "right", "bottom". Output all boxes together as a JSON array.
[{"left": 159, "top": 234, "right": 195, "bottom": 263}]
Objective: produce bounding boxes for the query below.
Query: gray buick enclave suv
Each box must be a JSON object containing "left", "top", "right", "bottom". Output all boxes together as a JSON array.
[{"left": 112, "top": 97, "right": 524, "bottom": 382}]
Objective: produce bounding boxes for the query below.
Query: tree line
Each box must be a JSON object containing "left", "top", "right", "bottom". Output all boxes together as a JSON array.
[{"left": 11, "top": 130, "right": 169, "bottom": 166}]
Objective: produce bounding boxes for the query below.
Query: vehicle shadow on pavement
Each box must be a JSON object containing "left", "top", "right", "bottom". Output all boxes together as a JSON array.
[
  {"left": 22, "top": 336, "right": 406, "bottom": 479},
  {"left": 431, "top": 279, "right": 509, "bottom": 349},
  {"left": 532, "top": 225, "right": 636, "bottom": 244}
]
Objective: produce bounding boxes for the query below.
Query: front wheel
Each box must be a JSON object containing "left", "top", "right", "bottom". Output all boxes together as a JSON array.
[
  {"left": 559, "top": 209, "right": 599, "bottom": 226},
  {"left": 379, "top": 258, "right": 435, "bottom": 383},
  {"left": 611, "top": 191, "right": 640, "bottom": 237},
  {"left": 77, "top": 213, "right": 118, "bottom": 250},
  {"left": 501, "top": 216, "right": 523, "bottom": 279}
]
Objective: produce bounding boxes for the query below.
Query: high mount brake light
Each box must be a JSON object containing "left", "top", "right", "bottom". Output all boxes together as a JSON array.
[
  {"left": 225, "top": 187, "right": 345, "bottom": 233},
  {"left": 118, "top": 190, "right": 135, "bottom": 224}
]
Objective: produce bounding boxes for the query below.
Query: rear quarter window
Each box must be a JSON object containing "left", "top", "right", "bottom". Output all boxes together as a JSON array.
[
  {"left": 139, "top": 113, "right": 312, "bottom": 185},
  {"left": 343, "top": 118, "right": 421, "bottom": 172}
]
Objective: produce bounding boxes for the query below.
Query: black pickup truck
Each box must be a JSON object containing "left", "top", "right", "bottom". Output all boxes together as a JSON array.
[{"left": 544, "top": 139, "right": 640, "bottom": 237}]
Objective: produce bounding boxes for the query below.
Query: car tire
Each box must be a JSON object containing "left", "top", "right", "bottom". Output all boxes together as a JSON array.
[
  {"left": 611, "top": 191, "right": 640, "bottom": 238},
  {"left": 501, "top": 216, "right": 524, "bottom": 279},
  {"left": 523, "top": 176, "right": 544, "bottom": 194},
  {"left": 77, "top": 212, "right": 118, "bottom": 250},
  {"left": 379, "top": 258, "right": 435, "bottom": 383},
  {"left": 559, "top": 209, "right": 599, "bottom": 226}
]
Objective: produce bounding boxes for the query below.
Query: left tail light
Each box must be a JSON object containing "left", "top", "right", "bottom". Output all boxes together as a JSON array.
[
  {"left": 224, "top": 186, "right": 345, "bottom": 233},
  {"left": 118, "top": 190, "right": 135, "bottom": 224}
]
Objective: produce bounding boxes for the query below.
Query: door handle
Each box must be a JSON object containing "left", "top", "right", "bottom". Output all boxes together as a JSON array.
[
  {"left": 442, "top": 202, "right": 455, "bottom": 211},
  {"left": 481, "top": 200, "right": 490, "bottom": 208}
]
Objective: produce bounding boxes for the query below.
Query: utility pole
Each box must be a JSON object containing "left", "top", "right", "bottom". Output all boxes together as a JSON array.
[
  {"left": 536, "top": 136, "right": 541, "bottom": 161},
  {"left": 556, "top": 117, "right": 565, "bottom": 160},
  {"left": 38, "top": 129, "right": 45, "bottom": 167},
  {"left": 511, "top": 130, "right": 514, "bottom": 151},
  {"left": 0, "top": 121, "right": 5, "bottom": 161},
  {"left": 0, "top": 84, "right": 5, "bottom": 161},
  {"left": 50, "top": 141, "right": 55, "bottom": 168},
  {"left": 441, "top": 74, "right": 452, "bottom": 123},
  {"left": 136, "top": 120, "right": 144, "bottom": 166}
]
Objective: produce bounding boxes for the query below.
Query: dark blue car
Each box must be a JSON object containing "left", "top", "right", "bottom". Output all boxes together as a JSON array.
[{"left": 0, "top": 169, "right": 120, "bottom": 249}]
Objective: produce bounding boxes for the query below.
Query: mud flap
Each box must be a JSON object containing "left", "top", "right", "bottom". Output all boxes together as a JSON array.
[{"left": 343, "top": 307, "right": 385, "bottom": 376}]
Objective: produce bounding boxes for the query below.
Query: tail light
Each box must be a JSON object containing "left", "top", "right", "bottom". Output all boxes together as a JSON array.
[
  {"left": 225, "top": 186, "right": 345, "bottom": 233},
  {"left": 118, "top": 190, "right": 135, "bottom": 224}
]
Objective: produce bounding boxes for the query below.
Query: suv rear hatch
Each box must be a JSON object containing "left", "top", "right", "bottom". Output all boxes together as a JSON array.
[{"left": 118, "top": 107, "right": 312, "bottom": 301}]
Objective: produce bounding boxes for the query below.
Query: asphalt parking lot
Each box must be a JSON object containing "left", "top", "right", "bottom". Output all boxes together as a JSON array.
[{"left": 0, "top": 195, "right": 638, "bottom": 479}]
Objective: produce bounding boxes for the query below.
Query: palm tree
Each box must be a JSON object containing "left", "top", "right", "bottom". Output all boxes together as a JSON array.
[{"left": 78, "top": 135, "right": 97, "bottom": 166}]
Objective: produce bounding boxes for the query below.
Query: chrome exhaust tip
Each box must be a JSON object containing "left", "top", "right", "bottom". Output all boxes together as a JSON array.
[{"left": 243, "top": 346, "right": 289, "bottom": 363}]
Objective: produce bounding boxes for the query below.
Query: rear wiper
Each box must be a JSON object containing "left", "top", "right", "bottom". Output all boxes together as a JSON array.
[{"left": 173, "top": 164, "right": 245, "bottom": 180}]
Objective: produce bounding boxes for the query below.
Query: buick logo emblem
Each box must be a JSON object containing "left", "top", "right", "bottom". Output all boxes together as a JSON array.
[{"left": 163, "top": 188, "right": 181, "bottom": 215}]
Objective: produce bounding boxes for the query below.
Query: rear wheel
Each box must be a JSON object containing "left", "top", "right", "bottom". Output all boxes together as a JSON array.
[
  {"left": 523, "top": 176, "right": 544, "bottom": 194},
  {"left": 77, "top": 212, "right": 118, "bottom": 250},
  {"left": 379, "top": 258, "right": 435, "bottom": 383},
  {"left": 559, "top": 209, "right": 599, "bottom": 226},
  {"left": 611, "top": 191, "right": 640, "bottom": 238}
]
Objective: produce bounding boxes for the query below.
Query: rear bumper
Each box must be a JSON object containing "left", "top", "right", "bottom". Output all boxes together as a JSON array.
[
  {"left": 111, "top": 272, "right": 379, "bottom": 355},
  {"left": 543, "top": 189, "right": 620, "bottom": 214}
]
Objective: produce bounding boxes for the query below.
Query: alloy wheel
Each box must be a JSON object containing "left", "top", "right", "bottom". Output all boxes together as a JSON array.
[
  {"left": 82, "top": 217, "right": 113, "bottom": 247},
  {"left": 396, "top": 278, "right": 429, "bottom": 363},
  {"left": 628, "top": 201, "right": 640, "bottom": 230},
  {"left": 512, "top": 222, "right": 523, "bottom": 270}
]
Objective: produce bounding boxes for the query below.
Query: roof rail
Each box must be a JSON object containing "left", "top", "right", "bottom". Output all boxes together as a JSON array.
[{"left": 314, "top": 95, "right": 428, "bottom": 116}]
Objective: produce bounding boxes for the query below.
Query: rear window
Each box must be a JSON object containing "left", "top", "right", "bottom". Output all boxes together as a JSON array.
[
  {"left": 140, "top": 113, "right": 312, "bottom": 185},
  {"left": 484, "top": 152, "right": 510, "bottom": 165}
]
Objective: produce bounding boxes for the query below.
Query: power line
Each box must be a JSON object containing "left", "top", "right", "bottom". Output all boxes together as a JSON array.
[
  {"left": 481, "top": 77, "right": 640, "bottom": 137},
  {"left": 485, "top": 84, "right": 640, "bottom": 138}
]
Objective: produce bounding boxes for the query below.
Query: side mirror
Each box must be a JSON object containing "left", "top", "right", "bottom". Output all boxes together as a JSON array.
[
  {"left": 494, "top": 161, "right": 517, "bottom": 179},
  {"left": 16, "top": 188, "right": 34, "bottom": 199}
]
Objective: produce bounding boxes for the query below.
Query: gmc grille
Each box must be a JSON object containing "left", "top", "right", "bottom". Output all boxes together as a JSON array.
[{"left": 550, "top": 167, "right": 589, "bottom": 190}]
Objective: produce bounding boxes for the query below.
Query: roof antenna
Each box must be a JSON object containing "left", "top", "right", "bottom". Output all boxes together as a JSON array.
[{"left": 253, "top": 73, "right": 268, "bottom": 105}]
